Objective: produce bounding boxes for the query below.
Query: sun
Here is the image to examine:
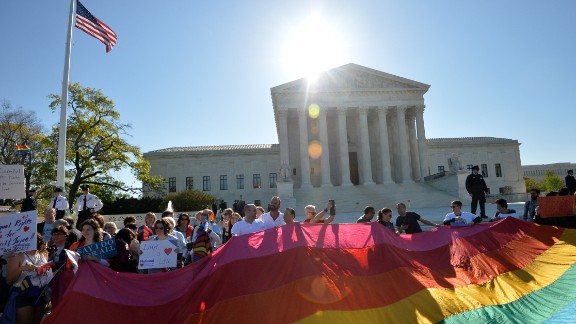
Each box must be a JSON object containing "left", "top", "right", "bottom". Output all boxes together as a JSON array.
[{"left": 282, "top": 14, "right": 346, "bottom": 80}]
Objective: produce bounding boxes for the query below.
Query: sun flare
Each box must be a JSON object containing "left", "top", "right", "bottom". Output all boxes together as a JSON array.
[{"left": 282, "top": 15, "right": 346, "bottom": 80}]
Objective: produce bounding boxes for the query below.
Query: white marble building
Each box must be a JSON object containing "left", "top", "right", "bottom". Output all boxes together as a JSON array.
[
  {"left": 522, "top": 162, "right": 576, "bottom": 181},
  {"left": 144, "top": 64, "right": 526, "bottom": 212}
]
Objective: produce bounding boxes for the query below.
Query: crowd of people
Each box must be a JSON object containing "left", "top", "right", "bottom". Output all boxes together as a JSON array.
[{"left": 3, "top": 175, "right": 576, "bottom": 323}]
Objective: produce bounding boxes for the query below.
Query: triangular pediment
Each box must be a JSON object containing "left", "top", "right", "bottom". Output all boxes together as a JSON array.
[{"left": 271, "top": 63, "right": 430, "bottom": 93}]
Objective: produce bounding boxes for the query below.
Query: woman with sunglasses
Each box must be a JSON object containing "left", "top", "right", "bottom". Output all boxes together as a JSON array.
[
  {"left": 146, "top": 219, "right": 179, "bottom": 273},
  {"left": 220, "top": 208, "right": 234, "bottom": 244},
  {"left": 377, "top": 207, "right": 396, "bottom": 232},
  {"left": 175, "top": 213, "right": 193, "bottom": 239}
]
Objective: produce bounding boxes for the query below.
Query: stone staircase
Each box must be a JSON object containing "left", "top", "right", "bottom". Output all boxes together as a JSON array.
[{"left": 292, "top": 182, "right": 460, "bottom": 213}]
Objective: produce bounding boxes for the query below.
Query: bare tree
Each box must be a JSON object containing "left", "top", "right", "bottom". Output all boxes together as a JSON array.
[{"left": 0, "top": 99, "right": 46, "bottom": 191}]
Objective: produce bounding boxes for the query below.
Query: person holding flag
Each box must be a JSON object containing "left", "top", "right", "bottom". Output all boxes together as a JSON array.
[{"left": 189, "top": 210, "right": 221, "bottom": 263}]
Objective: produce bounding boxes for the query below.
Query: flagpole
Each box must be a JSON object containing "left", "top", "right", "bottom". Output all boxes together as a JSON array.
[{"left": 57, "top": 0, "right": 76, "bottom": 189}]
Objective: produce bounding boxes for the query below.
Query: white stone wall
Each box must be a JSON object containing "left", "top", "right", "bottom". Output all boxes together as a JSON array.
[
  {"left": 426, "top": 138, "right": 526, "bottom": 194},
  {"left": 523, "top": 162, "right": 576, "bottom": 181},
  {"left": 145, "top": 148, "right": 281, "bottom": 207}
]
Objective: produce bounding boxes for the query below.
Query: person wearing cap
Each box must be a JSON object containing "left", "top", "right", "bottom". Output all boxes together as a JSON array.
[
  {"left": 20, "top": 188, "right": 38, "bottom": 213},
  {"left": 50, "top": 187, "right": 69, "bottom": 220},
  {"left": 465, "top": 165, "right": 489, "bottom": 218},
  {"left": 565, "top": 170, "right": 576, "bottom": 195},
  {"left": 74, "top": 185, "right": 103, "bottom": 229}
]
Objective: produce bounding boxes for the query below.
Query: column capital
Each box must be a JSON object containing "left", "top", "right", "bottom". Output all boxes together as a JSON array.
[
  {"left": 336, "top": 108, "right": 348, "bottom": 116},
  {"left": 414, "top": 104, "right": 425, "bottom": 114},
  {"left": 276, "top": 109, "right": 288, "bottom": 119},
  {"left": 359, "top": 106, "right": 370, "bottom": 115}
]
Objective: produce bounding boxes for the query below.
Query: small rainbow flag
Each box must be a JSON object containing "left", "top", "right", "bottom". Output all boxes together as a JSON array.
[{"left": 17, "top": 144, "right": 31, "bottom": 155}]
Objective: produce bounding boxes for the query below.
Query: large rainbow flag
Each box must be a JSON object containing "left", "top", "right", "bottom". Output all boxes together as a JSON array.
[{"left": 45, "top": 217, "right": 576, "bottom": 323}]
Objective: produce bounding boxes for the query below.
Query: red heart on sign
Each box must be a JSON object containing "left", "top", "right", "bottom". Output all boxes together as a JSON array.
[
  {"left": 23, "top": 226, "right": 30, "bottom": 232},
  {"left": 164, "top": 248, "right": 172, "bottom": 255}
]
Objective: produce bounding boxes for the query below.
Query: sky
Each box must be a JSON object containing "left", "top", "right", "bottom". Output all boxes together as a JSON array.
[{"left": 1, "top": 1, "right": 575, "bottom": 188}]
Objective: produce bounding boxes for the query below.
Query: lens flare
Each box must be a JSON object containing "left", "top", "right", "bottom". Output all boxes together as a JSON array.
[
  {"left": 308, "top": 140, "right": 322, "bottom": 159},
  {"left": 310, "top": 122, "right": 319, "bottom": 135},
  {"left": 297, "top": 275, "right": 351, "bottom": 305},
  {"left": 308, "top": 104, "right": 320, "bottom": 119}
]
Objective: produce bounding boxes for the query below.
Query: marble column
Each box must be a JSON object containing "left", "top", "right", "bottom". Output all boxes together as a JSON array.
[
  {"left": 318, "top": 107, "right": 332, "bottom": 187},
  {"left": 278, "top": 109, "right": 290, "bottom": 169},
  {"left": 337, "top": 109, "right": 352, "bottom": 186},
  {"left": 377, "top": 108, "right": 394, "bottom": 184},
  {"left": 396, "top": 107, "right": 414, "bottom": 183},
  {"left": 407, "top": 109, "right": 421, "bottom": 181},
  {"left": 298, "top": 108, "right": 312, "bottom": 188},
  {"left": 359, "top": 107, "right": 375, "bottom": 185},
  {"left": 415, "top": 105, "right": 429, "bottom": 181}
]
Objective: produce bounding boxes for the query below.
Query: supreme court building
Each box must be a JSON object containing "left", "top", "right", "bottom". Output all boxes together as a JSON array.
[{"left": 144, "top": 64, "right": 526, "bottom": 212}]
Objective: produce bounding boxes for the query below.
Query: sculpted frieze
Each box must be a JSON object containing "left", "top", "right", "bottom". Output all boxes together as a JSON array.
[{"left": 278, "top": 70, "right": 420, "bottom": 92}]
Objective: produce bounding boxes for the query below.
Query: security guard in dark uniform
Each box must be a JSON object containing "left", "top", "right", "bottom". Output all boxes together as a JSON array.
[
  {"left": 21, "top": 188, "right": 37, "bottom": 212},
  {"left": 465, "top": 165, "right": 489, "bottom": 218}
]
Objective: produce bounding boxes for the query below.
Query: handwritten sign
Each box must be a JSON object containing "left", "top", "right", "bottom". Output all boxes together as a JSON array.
[
  {"left": 76, "top": 239, "right": 117, "bottom": 259},
  {"left": 538, "top": 196, "right": 575, "bottom": 218},
  {"left": 0, "top": 165, "right": 25, "bottom": 199},
  {"left": 0, "top": 211, "right": 37, "bottom": 254},
  {"left": 138, "top": 239, "right": 177, "bottom": 269}
]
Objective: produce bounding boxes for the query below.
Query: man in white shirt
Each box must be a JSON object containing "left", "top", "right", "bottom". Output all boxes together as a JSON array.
[
  {"left": 232, "top": 204, "right": 266, "bottom": 236},
  {"left": 443, "top": 200, "right": 481, "bottom": 226},
  {"left": 74, "top": 185, "right": 103, "bottom": 229},
  {"left": 50, "top": 187, "right": 69, "bottom": 219},
  {"left": 259, "top": 196, "right": 285, "bottom": 229},
  {"left": 491, "top": 198, "right": 519, "bottom": 222}
]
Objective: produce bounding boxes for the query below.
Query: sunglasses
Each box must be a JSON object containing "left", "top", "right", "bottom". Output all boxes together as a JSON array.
[
  {"left": 155, "top": 226, "right": 164, "bottom": 230},
  {"left": 180, "top": 218, "right": 189, "bottom": 221}
]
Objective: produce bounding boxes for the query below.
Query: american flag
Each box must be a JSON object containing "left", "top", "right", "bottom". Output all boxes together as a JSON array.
[{"left": 75, "top": 1, "right": 117, "bottom": 53}]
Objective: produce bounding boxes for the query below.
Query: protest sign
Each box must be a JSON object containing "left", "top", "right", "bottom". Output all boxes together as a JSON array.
[
  {"left": 538, "top": 196, "right": 575, "bottom": 218},
  {"left": 76, "top": 239, "right": 117, "bottom": 259},
  {"left": 0, "top": 211, "right": 37, "bottom": 254},
  {"left": 138, "top": 239, "right": 177, "bottom": 269},
  {"left": 0, "top": 164, "right": 25, "bottom": 199}
]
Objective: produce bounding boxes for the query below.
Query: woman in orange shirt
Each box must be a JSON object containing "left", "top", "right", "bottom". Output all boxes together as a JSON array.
[{"left": 69, "top": 219, "right": 110, "bottom": 267}]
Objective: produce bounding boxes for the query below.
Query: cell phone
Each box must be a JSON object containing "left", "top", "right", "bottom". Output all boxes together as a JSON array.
[{"left": 329, "top": 199, "right": 336, "bottom": 215}]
